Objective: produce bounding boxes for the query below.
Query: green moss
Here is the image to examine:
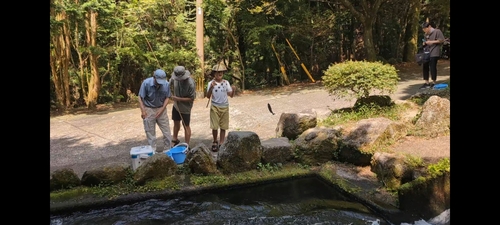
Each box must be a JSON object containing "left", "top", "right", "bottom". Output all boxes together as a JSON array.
[
  {"left": 88, "top": 184, "right": 132, "bottom": 199},
  {"left": 319, "top": 103, "right": 407, "bottom": 127},
  {"left": 51, "top": 158, "right": 447, "bottom": 210},
  {"left": 190, "top": 175, "right": 229, "bottom": 187},
  {"left": 257, "top": 162, "right": 283, "bottom": 173},
  {"left": 141, "top": 176, "right": 183, "bottom": 191},
  {"left": 220, "top": 165, "right": 310, "bottom": 186},
  {"left": 50, "top": 186, "right": 92, "bottom": 201},
  {"left": 399, "top": 176, "right": 427, "bottom": 193},
  {"left": 427, "top": 158, "right": 450, "bottom": 177},
  {"left": 398, "top": 158, "right": 450, "bottom": 192},
  {"left": 404, "top": 154, "right": 425, "bottom": 169},
  {"left": 50, "top": 164, "right": 312, "bottom": 202},
  {"left": 316, "top": 163, "right": 362, "bottom": 194}
]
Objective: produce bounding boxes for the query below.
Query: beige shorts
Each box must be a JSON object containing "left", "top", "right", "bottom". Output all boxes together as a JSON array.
[{"left": 210, "top": 105, "right": 229, "bottom": 130}]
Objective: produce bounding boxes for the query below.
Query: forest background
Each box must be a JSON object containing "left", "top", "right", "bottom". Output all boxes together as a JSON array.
[{"left": 49, "top": 0, "right": 450, "bottom": 111}]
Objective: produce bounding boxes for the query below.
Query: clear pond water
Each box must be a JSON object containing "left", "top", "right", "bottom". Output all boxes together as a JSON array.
[{"left": 50, "top": 176, "right": 394, "bottom": 225}]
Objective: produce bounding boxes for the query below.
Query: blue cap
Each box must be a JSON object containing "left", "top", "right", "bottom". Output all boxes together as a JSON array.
[{"left": 153, "top": 69, "right": 167, "bottom": 85}]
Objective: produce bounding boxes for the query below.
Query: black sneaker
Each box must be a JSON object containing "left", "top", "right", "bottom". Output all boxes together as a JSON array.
[
  {"left": 430, "top": 83, "right": 435, "bottom": 88},
  {"left": 419, "top": 83, "right": 431, "bottom": 89}
]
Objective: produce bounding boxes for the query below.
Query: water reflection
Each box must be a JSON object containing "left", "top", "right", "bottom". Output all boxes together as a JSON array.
[{"left": 50, "top": 177, "right": 390, "bottom": 225}]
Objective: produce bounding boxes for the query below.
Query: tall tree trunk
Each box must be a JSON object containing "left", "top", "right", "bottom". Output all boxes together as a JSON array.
[
  {"left": 71, "top": 0, "right": 88, "bottom": 106},
  {"left": 85, "top": 9, "right": 100, "bottom": 109},
  {"left": 50, "top": 0, "right": 71, "bottom": 110},
  {"left": 338, "top": 0, "right": 385, "bottom": 61},
  {"left": 362, "top": 21, "right": 376, "bottom": 61},
  {"left": 403, "top": 0, "right": 421, "bottom": 62}
]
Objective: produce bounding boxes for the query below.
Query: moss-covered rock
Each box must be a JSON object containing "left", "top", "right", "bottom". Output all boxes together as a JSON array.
[
  {"left": 133, "top": 154, "right": 178, "bottom": 185},
  {"left": 50, "top": 168, "right": 81, "bottom": 192}
]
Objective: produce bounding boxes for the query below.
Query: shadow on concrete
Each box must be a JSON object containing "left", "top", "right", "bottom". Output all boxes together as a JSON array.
[
  {"left": 51, "top": 136, "right": 143, "bottom": 176},
  {"left": 50, "top": 104, "right": 139, "bottom": 118},
  {"left": 394, "top": 60, "right": 450, "bottom": 83},
  {"left": 50, "top": 135, "right": 215, "bottom": 178},
  {"left": 396, "top": 77, "right": 450, "bottom": 101}
]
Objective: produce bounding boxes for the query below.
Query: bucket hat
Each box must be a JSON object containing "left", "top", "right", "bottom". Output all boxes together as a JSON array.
[{"left": 171, "top": 66, "right": 191, "bottom": 81}]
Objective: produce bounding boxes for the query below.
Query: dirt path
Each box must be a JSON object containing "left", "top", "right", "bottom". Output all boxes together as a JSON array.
[{"left": 50, "top": 61, "right": 450, "bottom": 177}]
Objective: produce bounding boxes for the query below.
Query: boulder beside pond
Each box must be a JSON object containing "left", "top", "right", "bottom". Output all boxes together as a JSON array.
[{"left": 217, "top": 131, "right": 263, "bottom": 174}]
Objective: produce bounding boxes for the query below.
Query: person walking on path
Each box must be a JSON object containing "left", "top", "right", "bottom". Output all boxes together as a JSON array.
[
  {"left": 206, "top": 63, "right": 235, "bottom": 152},
  {"left": 138, "top": 69, "right": 173, "bottom": 153},
  {"left": 169, "top": 66, "right": 196, "bottom": 146},
  {"left": 420, "top": 21, "right": 445, "bottom": 89}
]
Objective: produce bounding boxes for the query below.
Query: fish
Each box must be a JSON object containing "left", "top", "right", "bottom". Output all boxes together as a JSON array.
[{"left": 267, "top": 103, "right": 275, "bottom": 115}]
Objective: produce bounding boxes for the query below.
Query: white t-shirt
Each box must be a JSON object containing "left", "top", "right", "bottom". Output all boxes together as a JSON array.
[{"left": 207, "top": 80, "right": 233, "bottom": 107}]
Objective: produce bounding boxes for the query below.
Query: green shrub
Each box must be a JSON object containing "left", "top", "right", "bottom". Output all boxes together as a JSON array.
[{"left": 322, "top": 60, "right": 399, "bottom": 101}]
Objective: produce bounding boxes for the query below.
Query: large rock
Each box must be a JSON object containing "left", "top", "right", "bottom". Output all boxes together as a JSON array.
[
  {"left": 217, "top": 131, "right": 262, "bottom": 174},
  {"left": 80, "top": 163, "right": 130, "bottom": 187},
  {"left": 398, "top": 171, "right": 450, "bottom": 220},
  {"left": 261, "top": 137, "right": 293, "bottom": 165},
  {"left": 185, "top": 143, "right": 218, "bottom": 175},
  {"left": 414, "top": 96, "right": 450, "bottom": 137},
  {"left": 133, "top": 153, "right": 178, "bottom": 185},
  {"left": 293, "top": 127, "right": 342, "bottom": 165},
  {"left": 371, "top": 152, "right": 413, "bottom": 190},
  {"left": 50, "top": 168, "right": 81, "bottom": 192},
  {"left": 275, "top": 111, "right": 317, "bottom": 140},
  {"left": 340, "top": 117, "right": 406, "bottom": 166}
]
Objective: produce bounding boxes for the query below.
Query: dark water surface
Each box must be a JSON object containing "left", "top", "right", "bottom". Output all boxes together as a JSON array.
[{"left": 50, "top": 177, "right": 391, "bottom": 225}]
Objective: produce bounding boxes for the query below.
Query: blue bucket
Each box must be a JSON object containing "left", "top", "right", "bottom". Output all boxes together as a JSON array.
[{"left": 165, "top": 143, "right": 188, "bottom": 164}]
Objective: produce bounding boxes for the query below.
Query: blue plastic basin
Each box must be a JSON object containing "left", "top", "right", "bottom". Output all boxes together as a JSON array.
[{"left": 166, "top": 145, "right": 187, "bottom": 164}]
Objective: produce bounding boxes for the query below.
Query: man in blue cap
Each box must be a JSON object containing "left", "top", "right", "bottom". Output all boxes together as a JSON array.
[{"left": 138, "top": 69, "right": 173, "bottom": 153}]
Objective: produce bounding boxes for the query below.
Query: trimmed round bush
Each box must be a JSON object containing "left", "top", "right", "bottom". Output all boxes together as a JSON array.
[{"left": 322, "top": 60, "right": 399, "bottom": 101}]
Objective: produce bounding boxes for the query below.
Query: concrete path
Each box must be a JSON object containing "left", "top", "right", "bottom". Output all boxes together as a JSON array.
[{"left": 50, "top": 61, "right": 450, "bottom": 177}]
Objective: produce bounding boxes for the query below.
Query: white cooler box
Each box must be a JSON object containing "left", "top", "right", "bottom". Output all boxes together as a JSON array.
[{"left": 130, "top": 145, "right": 154, "bottom": 171}]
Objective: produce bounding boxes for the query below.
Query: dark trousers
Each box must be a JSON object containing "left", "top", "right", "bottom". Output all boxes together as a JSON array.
[{"left": 422, "top": 57, "right": 439, "bottom": 82}]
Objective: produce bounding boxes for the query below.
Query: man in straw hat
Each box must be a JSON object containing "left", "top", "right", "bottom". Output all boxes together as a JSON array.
[
  {"left": 138, "top": 69, "right": 173, "bottom": 153},
  {"left": 169, "top": 66, "right": 196, "bottom": 146},
  {"left": 206, "top": 62, "right": 235, "bottom": 152}
]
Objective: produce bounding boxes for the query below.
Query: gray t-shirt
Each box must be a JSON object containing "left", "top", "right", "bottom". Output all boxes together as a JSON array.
[
  {"left": 170, "top": 77, "right": 196, "bottom": 114},
  {"left": 425, "top": 28, "right": 445, "bottom": 57}
]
